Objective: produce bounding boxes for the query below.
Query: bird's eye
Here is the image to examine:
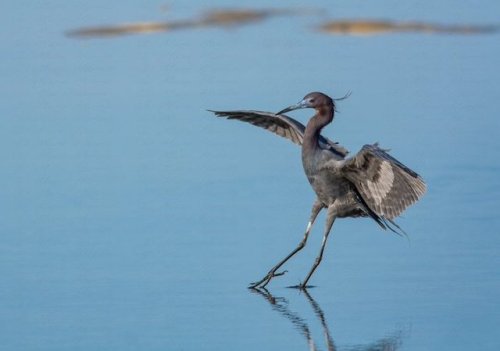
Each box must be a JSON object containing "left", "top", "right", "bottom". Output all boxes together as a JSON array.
[{"left": 309, "top": 99, "right": 315, "bottom": 104}]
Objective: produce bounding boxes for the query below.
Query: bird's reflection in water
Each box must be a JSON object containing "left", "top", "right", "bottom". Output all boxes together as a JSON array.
[
  {"left": 250, "top": 288, "right": 405, "bottom": 351},
  {"left": 251, "top": 288, "right": 335, "bottom": 351}
]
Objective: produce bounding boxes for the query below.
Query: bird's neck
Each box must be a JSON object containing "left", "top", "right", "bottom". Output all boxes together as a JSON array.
[{"left": 304, "top": 106, "right": 334, "bottom": 148}]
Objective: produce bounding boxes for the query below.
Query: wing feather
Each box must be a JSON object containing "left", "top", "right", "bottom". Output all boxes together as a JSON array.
[
  {"left": 341, "top": 143, "right": 426, "bottom": 219},
  {"left": 210, "top": 110, "right": 349, "bottom": 157}
]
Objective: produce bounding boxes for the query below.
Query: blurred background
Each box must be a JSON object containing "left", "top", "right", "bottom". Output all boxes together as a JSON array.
[{"left": 1, "top": 1, "right": 499, "bottom": 350}]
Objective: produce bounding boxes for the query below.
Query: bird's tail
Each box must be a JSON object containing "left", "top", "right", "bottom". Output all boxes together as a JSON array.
[{"left": 353, "top": 186, "right": 409, "bottom": 240}]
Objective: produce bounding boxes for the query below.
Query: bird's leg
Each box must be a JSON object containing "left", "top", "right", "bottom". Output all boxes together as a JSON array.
[
  {"left": 299, "top": 206, "right": 336, "bottom": 289},
  {"left": 249, "top": 200, "right": 324, "bottom": 289}
]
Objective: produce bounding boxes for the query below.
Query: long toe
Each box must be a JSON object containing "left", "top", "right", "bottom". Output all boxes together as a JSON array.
[
  {"left": 297, "top": 283, "right": 315, "bottom": 290},
  {"left": 248, "top": 281, "right": 261, "bottom": 289}
]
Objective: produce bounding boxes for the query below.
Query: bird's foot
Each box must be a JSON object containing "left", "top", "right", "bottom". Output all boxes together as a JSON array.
[
  {"left": 286, "top": 283, "right": 315, "bottom": 290},
  {"left": 248, "top": 270, "right": 287, "bottom": 289}
]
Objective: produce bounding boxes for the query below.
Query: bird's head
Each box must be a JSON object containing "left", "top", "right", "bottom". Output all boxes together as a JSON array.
[
  {"left": 277, "top": 91, "right": 350, "bottom": 115},
  {"left": 277, "top": 92, "right": 332, "bottom": 115}
]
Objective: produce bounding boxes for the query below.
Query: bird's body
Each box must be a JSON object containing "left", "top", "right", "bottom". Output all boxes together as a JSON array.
[
  {"left": 210, "top": 92, "right": 426, "bottom": 289},
  {"left": 301, "top": 108, "right": 361, "bottom": 218},
  {"left": 305, "top": 162, "right": 362, "bottom": 218}
]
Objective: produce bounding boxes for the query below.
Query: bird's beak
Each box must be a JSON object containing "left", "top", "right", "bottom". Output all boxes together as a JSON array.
[{"left": 277, "top": 100, "right": 308, "bottom": 115}]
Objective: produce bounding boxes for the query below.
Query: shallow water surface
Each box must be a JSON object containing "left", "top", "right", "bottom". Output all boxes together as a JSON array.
[{"left": 1, "top": 1, "right": 500, "bottom": 350}]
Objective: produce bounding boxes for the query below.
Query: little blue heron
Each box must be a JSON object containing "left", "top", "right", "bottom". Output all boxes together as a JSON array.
[{"left": 210, "top": 92, "right": 426, "bottom": 289}]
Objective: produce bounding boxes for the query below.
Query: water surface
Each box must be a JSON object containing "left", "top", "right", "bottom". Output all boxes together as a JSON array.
[{"left": 1, "top": 1, "right": 499, "bottom": 350}]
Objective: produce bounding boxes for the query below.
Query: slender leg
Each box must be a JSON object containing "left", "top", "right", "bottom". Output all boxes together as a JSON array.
[
  {"left": 299, "top": 206, "right": 336, "bottom": 289},
  {"left": 249, "top": 200, "right": 324, "bottom": 289}
]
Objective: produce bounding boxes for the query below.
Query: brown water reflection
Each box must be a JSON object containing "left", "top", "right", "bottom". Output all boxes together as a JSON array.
[
  {"left": 318, "top": 20, "right": 499, "bottom": 36},
  {"left": 67, "top": 7, "right": 499, "bottom": 39},
  {"left": 66, "top": 21, "right": 194, "bottom": 37},
  {"left": 66, "top": 8, "right": 312, "bottom": 38},
  {"left": 250, "top": 288, "right": 405, "bottom": 351}
]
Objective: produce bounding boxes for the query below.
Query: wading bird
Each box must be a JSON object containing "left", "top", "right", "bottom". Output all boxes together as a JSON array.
[{"left": 210, "top": 92, "right": 426, "bottom": 289}]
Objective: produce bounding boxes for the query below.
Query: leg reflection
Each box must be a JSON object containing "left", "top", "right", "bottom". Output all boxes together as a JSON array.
[
  {"left": 249, "top": 287, "right": 406, "bottom": 351},
  {"left": 250, "top": 287, "right": 336, "bottom": 351},
  {"left": 302, "top": 289, "right": 335, "bottom": 351}
]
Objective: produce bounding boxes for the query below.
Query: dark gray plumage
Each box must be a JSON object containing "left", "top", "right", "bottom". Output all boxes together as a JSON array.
[
  {"left": 210, "top": 92, "right": 426, "bottom": 289},
  {"left": 211, "top": 110, "right": 349, "bottom": 157},
  {"left": 339, "top": 144, "right": 426, "bottom": 220}
]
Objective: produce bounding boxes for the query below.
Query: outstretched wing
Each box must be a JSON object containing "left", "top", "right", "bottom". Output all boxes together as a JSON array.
[
  {"left": 210, "top": 110, "right": 348, "bottom": 157},
  {"left": 340, "top": 143, "right": 426, "bottom": 219}
]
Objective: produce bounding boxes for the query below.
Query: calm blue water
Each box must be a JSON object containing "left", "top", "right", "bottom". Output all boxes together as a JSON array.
[{"left": 1, "top": 1, "right": 500, "bottom": 350}]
